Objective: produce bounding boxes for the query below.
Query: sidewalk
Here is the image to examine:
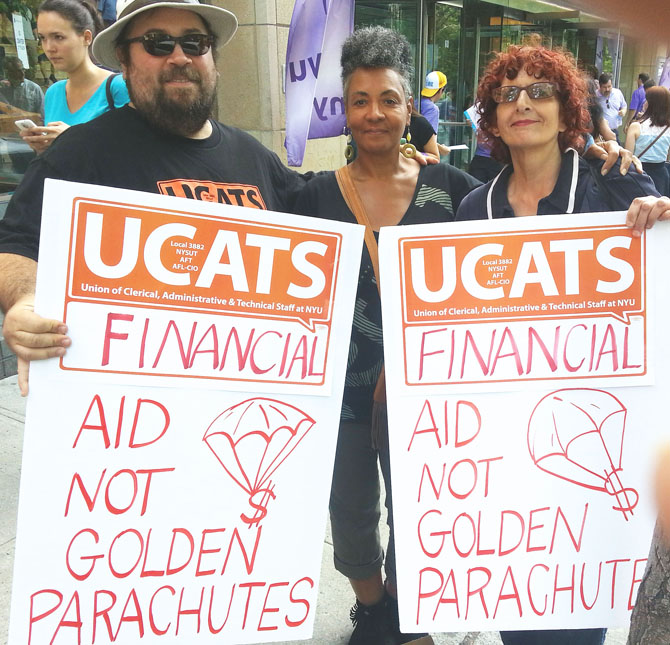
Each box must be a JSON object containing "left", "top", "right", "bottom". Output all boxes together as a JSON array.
[{"left": 0, "top": 374, "right": 629, "bottom": 645}]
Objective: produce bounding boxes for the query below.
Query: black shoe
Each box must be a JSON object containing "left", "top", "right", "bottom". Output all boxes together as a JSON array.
[
  {"left": 384, "top": 593, "right": 433, "bottom": 644},
  {"left": 348, "top": 596, "right": 398, "bottom": 645}
]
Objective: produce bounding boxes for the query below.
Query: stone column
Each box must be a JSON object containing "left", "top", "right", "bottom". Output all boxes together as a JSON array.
[{"left": 212, "top": 0, "right": 346, "bottom": 172}]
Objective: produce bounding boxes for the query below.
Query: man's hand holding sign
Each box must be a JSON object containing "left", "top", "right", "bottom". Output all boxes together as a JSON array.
[{"left": 7, "top": 179, "right": 363, "bottom": 644}]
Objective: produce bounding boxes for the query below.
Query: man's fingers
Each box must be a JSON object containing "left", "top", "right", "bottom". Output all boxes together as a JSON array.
[
  {"left": 19, "top": 315, "right": 67, "bottom": 335},
  {"left": 17, "top": 358, "right": 29, "bottom": 397},
  {"left": 6, "top": 310, "right": 67, "bottom": 335},
  {"left": 11, "top": 328, "right": 70, "bottom": 351},
  {"left": 2, "top": 300, "right": 70, "bottom": 359},
  {"left": 14, "top": 344, "right": 67, "bottom": 363},
  {"left": 4, "top": 317, "right": 68, "bottom": 343}
]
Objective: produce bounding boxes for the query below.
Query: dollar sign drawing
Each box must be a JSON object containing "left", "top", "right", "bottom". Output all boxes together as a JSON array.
[
  {"left": 604, "top": 470, "right": 639, "bottom": 520},
  {"left": 241, "top": 484, "right": 276, "bottom": 526}
]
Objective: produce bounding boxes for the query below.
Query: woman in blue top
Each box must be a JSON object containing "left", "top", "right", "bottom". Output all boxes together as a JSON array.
[{"left": 20, "top": 0, "right": 129, "bottom": 154}]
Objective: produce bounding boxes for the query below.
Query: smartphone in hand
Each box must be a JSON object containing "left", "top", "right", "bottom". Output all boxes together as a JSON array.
[{"left": 15, "top": 119, "right": 38, "bottom": 131}]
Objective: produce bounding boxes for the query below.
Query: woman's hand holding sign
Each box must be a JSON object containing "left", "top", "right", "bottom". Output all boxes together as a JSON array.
[{"left": 626, "top": 196, "right": 670, "bottom": 238}]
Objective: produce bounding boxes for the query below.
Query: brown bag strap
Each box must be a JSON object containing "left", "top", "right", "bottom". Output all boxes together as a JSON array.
[
  {"left": 335, "top": 165, "right": 381, "bottom": 291},
  {"left": 637, "top": 124, "right": 670, "bottom": 159},
  {"left": 335, "top": 165, "right": 386, "bottom": 404}
]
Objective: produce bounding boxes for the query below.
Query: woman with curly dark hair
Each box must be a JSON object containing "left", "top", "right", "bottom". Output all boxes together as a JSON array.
[
  {"left": 456, "top": 44, "right": 669, "bottom": 231},
  {"left": 455, "top": 44, "right": 670, "bottom": 645},
  {"left": 295, "top": 25, "right": 480, "bottom": 645}
]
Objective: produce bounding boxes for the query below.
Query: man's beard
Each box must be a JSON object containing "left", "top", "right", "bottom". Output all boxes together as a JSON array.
[{"left": 127, "top": 67, "right": 216, "bottom": 137}]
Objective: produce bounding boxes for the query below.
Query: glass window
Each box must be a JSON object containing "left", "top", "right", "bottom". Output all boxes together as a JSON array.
[
  {"left": 0, "top": 1, "right": 51, "bottom": 194},
  {"left": 427, "top": 1, "right": 473, "bottom": 169},
  {"left": 354, "top": 1, "right": 421, "bottom": 96}
]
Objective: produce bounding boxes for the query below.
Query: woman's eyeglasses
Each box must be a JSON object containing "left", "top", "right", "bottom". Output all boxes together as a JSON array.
[
  {"left": 121, "top": 32, "right": 213, "bottom": 57},
  {"left": 492, "top": 81, "right": 559, "bottom": 104}
]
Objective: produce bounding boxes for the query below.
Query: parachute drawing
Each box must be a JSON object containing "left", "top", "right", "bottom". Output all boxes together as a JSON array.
[
  {"left": 527, "top": 388, "right": 638, "bottom": 520},
  {"left": 203, "top": 398, "right": 316, "bottom": 526}
]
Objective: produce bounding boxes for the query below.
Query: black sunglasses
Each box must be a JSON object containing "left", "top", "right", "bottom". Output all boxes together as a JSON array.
[{"left": 121, "top": 32, "right": 213, "bottom": 57}]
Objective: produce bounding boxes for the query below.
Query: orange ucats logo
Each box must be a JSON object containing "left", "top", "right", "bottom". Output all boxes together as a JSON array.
[{"left": 157, "top": 180, "right": 267, "bottom": 209}]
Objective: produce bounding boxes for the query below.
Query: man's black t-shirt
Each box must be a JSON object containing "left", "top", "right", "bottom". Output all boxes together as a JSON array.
[
  {"left": 0, "top": 105, "right": 309, "bottom": 260},
  {"left": 294, "top": 164, "right": 480, "bottom": 423}
]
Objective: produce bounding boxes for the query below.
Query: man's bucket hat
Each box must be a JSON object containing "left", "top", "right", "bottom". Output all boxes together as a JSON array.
[{"left": 92, "top": 0, "right": 238, "bottom": 70}]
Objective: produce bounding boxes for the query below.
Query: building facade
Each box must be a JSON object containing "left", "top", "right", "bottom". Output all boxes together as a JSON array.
[
  {"left": 211, "top": 0, "right": 670, "bottom": 172},
  {"left": 0, "top": 0, "right": 668, "bottom": 186}
]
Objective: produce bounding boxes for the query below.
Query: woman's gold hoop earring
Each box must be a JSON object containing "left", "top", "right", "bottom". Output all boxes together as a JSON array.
[{"left": 400, "top": 131, "right": 417, "bottom": 158}]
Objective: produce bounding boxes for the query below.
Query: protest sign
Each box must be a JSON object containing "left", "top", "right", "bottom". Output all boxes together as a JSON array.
[
  {"left": 379, "top": 212, "right": 669, "bottom": 633},
  {"left": 8, "top": 179, "right": 363, "bottom": 644}
]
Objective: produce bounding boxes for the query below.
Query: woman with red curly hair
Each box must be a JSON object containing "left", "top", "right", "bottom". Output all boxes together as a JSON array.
[
  {"left": 456, "top": 44, "right": 670, "bottom": 231},
  {"left": 456, "top": 44, "right": 670, "bottom": 645}
]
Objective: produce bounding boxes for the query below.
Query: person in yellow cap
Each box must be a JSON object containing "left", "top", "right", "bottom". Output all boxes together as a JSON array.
[{"left": 419, "top": 70, "right": 446, "bottom": 133}]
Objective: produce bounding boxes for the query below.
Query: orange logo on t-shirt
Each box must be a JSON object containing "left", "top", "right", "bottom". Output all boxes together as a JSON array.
[{"left": 157, "top": 180, "right": 267, "bottom": 209}]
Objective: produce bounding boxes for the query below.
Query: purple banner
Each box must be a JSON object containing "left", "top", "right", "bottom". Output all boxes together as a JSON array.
[{"left": 284, "top": 0, "right": 354, "bottom": 166}]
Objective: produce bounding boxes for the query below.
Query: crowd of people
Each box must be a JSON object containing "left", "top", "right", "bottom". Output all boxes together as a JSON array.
[{"left": 0, "top": 2, "right": 670, "bottom": 645}]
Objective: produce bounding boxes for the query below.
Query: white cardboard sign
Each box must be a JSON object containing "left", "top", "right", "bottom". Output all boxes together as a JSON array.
[
  {"left": 8, "top": 180, "right": 363, "bottom": 644},
  {"left": 379, "top": 212, "right": 669, "bottom": 633}
]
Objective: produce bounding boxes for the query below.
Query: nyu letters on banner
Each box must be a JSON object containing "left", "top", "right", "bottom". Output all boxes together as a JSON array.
[
  {"left": 379, "top": 213, "right": 669, "bottom": 634},
  {"left": 284, "top": 0, "right": 354, "bottom": 166},
  {"left": 9, "top": 180, "right": 363, "bottom": 644}
]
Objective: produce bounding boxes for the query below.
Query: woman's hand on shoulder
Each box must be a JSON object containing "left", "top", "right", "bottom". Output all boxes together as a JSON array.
[
  {"left": 626, "top": 195, "right": 670, "bottom": 237},
  {"left": 415, "top": 152, "right": 440, "bottom": 165},
  {"left": 20, "top": 121, "right": 69, "bottom": 154},
  {"left": 585, "top": 139, "right": 643, "bottom": 176},
  {"left": 437, "top": 143, "right": 451, "bottom": 157}
]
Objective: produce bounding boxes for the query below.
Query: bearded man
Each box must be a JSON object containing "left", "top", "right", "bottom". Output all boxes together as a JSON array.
[{"left": 0, "top": 0, "right": 309, "bottom": 394}]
